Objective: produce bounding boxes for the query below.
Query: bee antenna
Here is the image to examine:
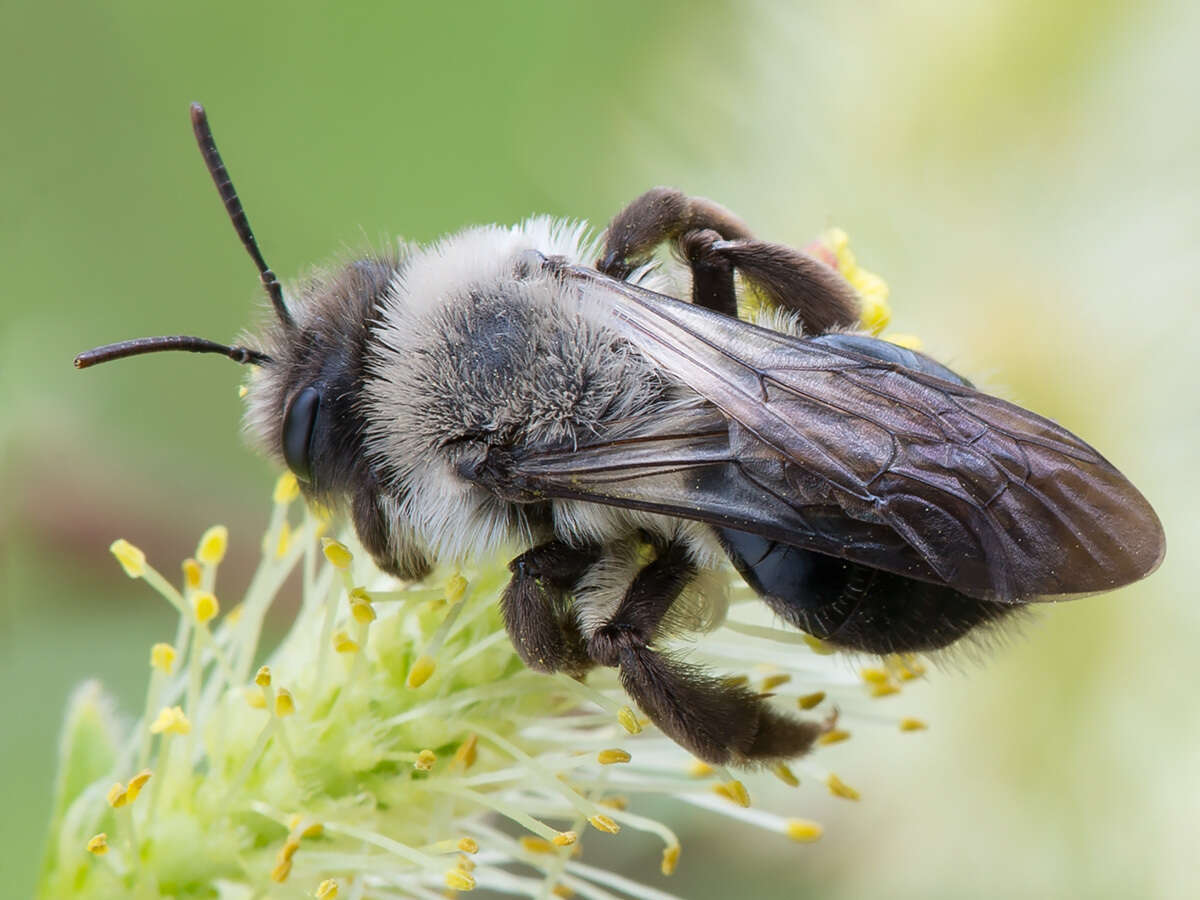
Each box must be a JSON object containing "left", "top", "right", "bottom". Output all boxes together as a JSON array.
[
  {"left": 74, "top": 336, "right": 273, "bottom": 369},
  {"left": 190, "top": 102, "right": 296, "bottom": 329}
]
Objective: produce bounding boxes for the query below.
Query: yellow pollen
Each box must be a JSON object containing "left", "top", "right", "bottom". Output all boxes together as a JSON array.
[
  {"left": 316, "top": 879, "right": 339, "bottom": 900},
  {"left": 349, "top": 597, "right": 376, "bottom": 624},
  {"left": 275, "top": 687, "right": 295, "bottom": 717},
  {"left": 818, "top": 729, "right": 851, "bottom": 746},
  {"left": 597, "top": 748, "right": 631, "bottom": 765},
  {"left": 771, "top": 762, "right": 799, "bottom": 787},
  {"left": 197, "top": 525, "right": 228, "bottom": 565},
  {"left": 321, "top": 538, "right": 353, "bottom": 570},
  {"left": 900, "top": 718, "right": 928, "bottom": 732},
  {"left": 415, "top": 749, "right": 437, "bottom": 772},
  {"left": 802, "top": 634, "right": 835, "bottom": 655},
  {"left": 457, "top": 837, "right": 479, "bottom": 854},
  {"left": 244, "top": 687, "right": 267, "bottom": 709},
  {"left": 688, "top": 760, "right": 715, "bottom": 778},
  {"left": 871, "top": 683, "right": 901, "bottom": 698},
  {"left": 617, "top": 706, "right": 642, "bottom": 735},
  {"left": 714, "top": 780, "right": 751, "bottom": 807},
  {"left": 520, "top": 836, "right": 555, "bottom": 854},
  {"left": 125, "top": 769, "right": 152, "bottom": 802},
  {"left": 150, "top": 642, "right": 176, "bottom": 673},
  {"left": 150, "top": 706, "right": 191, "bottom": 735},
  {"left": 553, "top": 831, "right": 578, "bottom": 847},
  {"left": 588, "top": 814, "right": 621, "bottom": 834},
  {"left": 444, "top": 868, "right": 476, "bottom": 891},
  {"left": 453, "top": 734, "right": 478, "bottom": 770},
  {"left": 269, "top": 857, "right": 292, "bottom": 883},
  {"left": 827, "top": 773, "right": 860, "bottom": 801},
  {"left": 255, "top": 666, "right": 272, "bottom": 687},
  {"left": 192, "top": 591, "right": 219, "bottom": 624},
  {"left": 332, "top": 631, "right": 359, "bottom": 654},
  {"left": 86, "top": 833, "right": 108, "bottom": 855},
  {"left": 786, "top": 819, "right": 824, "bottom": 843},
  {"left": 661, "top": 843, "right": 681, "bottom": 875},
  {"left": 106, "top": 783, "right": 128, "bottom": 808},
  {"left": 760, "top": 673, "right": 792, "bottom": 691},
  {"left": 110, "top": 539, "right": 146, "bottom": 578},
  {"left": 797, "top": 691, "right": 826, "bottom": 710},
  {"left": 860, "top": 667, "right": 890, "bottom": 684},
  {"left": 182, "top": 558, "right": 202, "bottom": 590},
  {"left": 273, "top": 471, "right": 300, "bottom": 505},
  {"left": 445, "top": 573, "right": 468, "bottom": 604},
  {"left": 884, "top": 332, "right": 924, "bottom": 351},
  {"left": 407, "top": 654, "right": 436, "bottom": 688}
]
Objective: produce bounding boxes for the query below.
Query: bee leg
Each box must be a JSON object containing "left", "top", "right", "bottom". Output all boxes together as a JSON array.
[
  {"left": 587, "top": 540, "right": 825, "bottom": 765},
  {"left": 503, "top": 541, "right": 600, "bottom": 675}
]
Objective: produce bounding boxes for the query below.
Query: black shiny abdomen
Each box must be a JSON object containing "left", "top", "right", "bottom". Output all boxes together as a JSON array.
[{"left": 716, "top": 332, "right": 1014, "bottom": 654}]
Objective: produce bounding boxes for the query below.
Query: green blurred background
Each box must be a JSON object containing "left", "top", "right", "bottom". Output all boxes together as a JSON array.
[{"left": 3, "top": 1, "right": 1197, "bottom": 896}]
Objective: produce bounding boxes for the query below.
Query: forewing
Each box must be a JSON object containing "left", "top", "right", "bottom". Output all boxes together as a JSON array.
[{"left": 543, "top": 265, "right": 1165, "bottom": 602}]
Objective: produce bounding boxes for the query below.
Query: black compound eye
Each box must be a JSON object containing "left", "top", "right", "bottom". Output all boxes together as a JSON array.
[{"left": 282, "top": 386, "right": 321, "bottom": 482}]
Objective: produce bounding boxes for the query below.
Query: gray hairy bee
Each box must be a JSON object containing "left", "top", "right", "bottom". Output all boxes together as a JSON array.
[{"left": 77, "top": 104, "right": 1165, "bottom": 766}]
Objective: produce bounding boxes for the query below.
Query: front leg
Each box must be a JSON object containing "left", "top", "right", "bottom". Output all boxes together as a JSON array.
[
  {"left": 585, "top": 539, "right": 827, "bottom": 765},
  {"left": 502, "top": 541, "right": 599, "bottom": 675}
]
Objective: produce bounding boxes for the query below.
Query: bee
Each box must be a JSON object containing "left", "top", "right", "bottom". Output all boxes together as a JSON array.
[{"left": 77, "top": 104, "right": 1165, "bottom": 765}]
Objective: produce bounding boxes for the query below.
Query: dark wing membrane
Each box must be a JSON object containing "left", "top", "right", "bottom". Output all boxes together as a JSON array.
[{"left": 521, "top": 265, "right": 1163, "bottom": 602}]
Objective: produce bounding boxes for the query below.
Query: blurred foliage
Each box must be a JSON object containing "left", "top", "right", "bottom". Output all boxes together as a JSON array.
[{"left": 2, "top": 0, "right": 1197, "bottom": 897}]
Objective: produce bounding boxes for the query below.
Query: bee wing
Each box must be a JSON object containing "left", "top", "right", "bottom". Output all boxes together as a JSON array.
[{"left": 504, "top": 265, "right": 1162, "bottom": 602}]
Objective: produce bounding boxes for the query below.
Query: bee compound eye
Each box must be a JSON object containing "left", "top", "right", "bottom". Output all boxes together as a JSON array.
[{"left": 282, "top": 385, "right": 320, "bottom": 482}]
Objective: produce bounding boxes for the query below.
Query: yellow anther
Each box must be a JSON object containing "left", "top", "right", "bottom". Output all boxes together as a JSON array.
[
  {"left": 884, "top": 332, "right": 924, "bottom": 351},
  {"left": 454, "top": 734, "right": 478, "bottom": 770},
  {"left": 86, "top": 833, "right": 108, "bottom": 855},
  {"left": 255, "top": 666, "right": 272, "bottom": 687},
  {"left": 182, "top": 558, "right": 202, "bottom": 590},
  {"left": 552, "top": 886, "right": 574, "bottom": 899},
  {"left": 688, "top": 760, "right": 715, "bottom": 778},
  {"left": 797, "top": 691, "right": 826, "bottom": 710},
  {"left": 110, "top": 539, "right": 146, "bottom": 578},
  {"left": 275, "top": 520, "right": 292, "bottom": 558},
  {"left": 407, "top": 654, "right": 436, "bottom": 688},
  {"left": 457, "top": 837, "right": 479, "bottom": 854},
  {"left": 617, "top": 706, "right": 642, "bottom": 735},
  {"left": 786, "top": 819, "right": 824, "bottom": 843},
  {"left": 275, "top": 687, "right": 295, "bottom": 718},
  {"left": 896, "top": 657, "right": 927, "bottom": 681},
  {"left": 273, "top": 471, "right": 300, "bottom": 505},
  {"left": 599, "top": 795, "right": 629, "bottom": 810},
  {"left": 444, "top": 868, "right": 476, "bottom": 891},
  {"left": 414, "top": 749, "right": 437, "bottom": 772},
  {"left": 126, "top": 769, "right": 152, "bottom": 802},
  {"left": 520, "top": 836, "right": 555, "bottom": 854},
  {"left": 349, "top": 597, "right": 376, "bottom": 624},
  {"left": 802, "top": 634, "right": 835, "bottom": 655},
  {"left": 871, "top": 683, "right": 900, "bottom": 698},
  {"left": 714, "top": 780, "right": 750, "bottom": 808},
  {"left": 150, "top": 706, "right": 191, "bottom": 735},
  {"left": 826, "top": 773, "right": 860, "bottom": 801},
  {"left": 553, "top": 831, "right": 578, "bottom": 847},
  {"left": 818, "top": 729, "right": 851, "bottom": 746},
  {"left": 588, "top": 814, "right": 620, "bottom": 834},
  {"left": 899, "top": 718, "right": 928, "bottom": 732},
  {"left": 270, "top": 857, "right": 292, "bottom": 883},
  {"left": 445, "top": 573, "right": 468, "bottom": 604},
  {"left": 197, "top": 525, "right": 228, "bottom": 565},
  {"left": 244, "top": 687, "right": 267, "bottom": 709},
  {"left": 288, "top": 817, "right": 323, "bottom": 839},
  {"left": 760, "top": 673, "right": 791, "bottom": 691},
  {"left": 279, "top": 838, "right": 301, "bottom": 863},
  {"left": 316, "top": 879, "right": 339, "bottom": 900},
  {"left": 226, "top": 603, "right": 244, "bottom": 624},
  {"left": 332, "top": 631, "right": 359, "bottom": 654},
  {"left": 237, "top": 384, "right": 249, "bottom": 399},
  {"left": 860, "top": 667, "right": 890, "bottom": 684},
  {"left": 722, "top": 674, "right": 749, "bottom": 688},
  {"left": 456, "top": 854, "right": 476, "bottom": 872},
  {"left": 150, "top": 642, "right": 176, "bottom": 673},
  {"left": 771, "top": 762, "right": 799, "bottom": 787},
  {"left": 192, "top": 591, "right": 219, "bottom": 624},
  {"left": 321, "top": 538, "right": 353, "bottom": 570},
  {"left": 106, "top": 783, "right": 128, "bottom": 808},
  {"left": 597, "top": 748, "right": 631, "bottom": 765},
  {"left": 661, "top": 843, "right": 681, "bottom": 876}
]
